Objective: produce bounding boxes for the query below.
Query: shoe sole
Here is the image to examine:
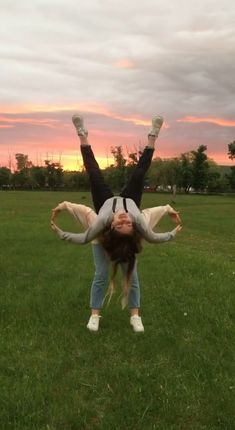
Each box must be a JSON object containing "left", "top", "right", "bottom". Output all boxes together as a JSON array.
[
  {"left": 87, "top": 325, "right": 99, "bottom": 332},
  {"left": 149, "top": 116, "right": 164, "bottom": 136}
]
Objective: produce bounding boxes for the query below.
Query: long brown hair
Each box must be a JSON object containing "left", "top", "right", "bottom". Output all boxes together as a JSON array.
[{"left": 99, "top": 226, "right": 143, "bottom": 306}]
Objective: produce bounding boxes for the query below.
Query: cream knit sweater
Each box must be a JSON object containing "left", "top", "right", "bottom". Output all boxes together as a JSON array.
[{"left": 55, "top": 201, "right": 178, "bottom": 245}]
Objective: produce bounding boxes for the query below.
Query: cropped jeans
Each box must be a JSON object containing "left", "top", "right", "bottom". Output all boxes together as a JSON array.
[{"left": 90, "top": 244, "right": 140, "bottom": 309}]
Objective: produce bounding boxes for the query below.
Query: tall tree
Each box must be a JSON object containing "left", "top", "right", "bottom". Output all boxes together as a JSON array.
[
  {"left": 148, "top": 158, "right": 181, "bottom": 192},
  {"left": 110, "top": 146, "right": 126, "bottom": 168},
  {"left": 15, "top": 153, "right": 32, "bottom": 171},
  {"left": 0, "top": 167, "right": 11, "bottom": 187},
  {"left": 11, "top": 170, "right": 30, "bottom": 188},
  {"left": 178, "top": 152, "right": 194, "bottom": 192},
  {"left": 65, "top": 170, "right": 89, "bottom": 190},
  {"left": 13, "top": 153, "right": 33, "bottom": 188},
  {"left": 227, "top": 140, "right": 235, "bottom": 189},
  {"left": 30, "top": 166, "right": 47, "bottom": 188},
  {"left": 148, "top": 158, "right": 163, "bottom": 188},
  {"left": 109, "top": 146, "right": 127, "bottom": 190},
  {"left": 228, "top": 140, "right": 235, "bottom": 160},
  {"left": 191, "top": 145, "right": 209, "bottom": 191},
  {"left": 44, "top": 160, "right": 64, "bottom": 189}
]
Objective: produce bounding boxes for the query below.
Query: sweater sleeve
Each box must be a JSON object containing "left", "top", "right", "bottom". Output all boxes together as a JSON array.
[
  {"left": 136, "top": 213, "right": 178, "bottom": 243},
  {"left": 141, "top": 206, "right": 168, "bottom": 228},
  {"left": 56, "top": 216, "right": 107, "bottom": 244},
  {"left": 56, "top": 201, "right": 97, "bottom": 227}
]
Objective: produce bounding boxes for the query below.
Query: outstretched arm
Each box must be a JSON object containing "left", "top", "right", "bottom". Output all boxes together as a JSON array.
[
  {"left": 51, "top": 215, "right": 107, "bottom": 244},
  {"left": 142, "top": 204, "right": 181, "bottom": 228},
  {"left": 136, "top": 213, "right": 182, "bottom": 243},
  {"left": 51, "top": 201, "right": 97, "bottom": 228},
  {"left": 51, "top": 201, "right": 100, "bottom": 244}
]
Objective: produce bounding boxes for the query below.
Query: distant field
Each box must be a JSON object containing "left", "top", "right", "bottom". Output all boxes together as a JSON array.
[{"left": 0, "top": 191, "right": 235, "bottom": 430}]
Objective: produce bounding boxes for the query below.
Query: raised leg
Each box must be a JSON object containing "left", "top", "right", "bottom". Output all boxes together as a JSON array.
[
  {"left": 120, "top": 116, "right": 163, "bottom": 207},
  {"left": 72, "top": 114, "right": 113, "bottom": 213}
]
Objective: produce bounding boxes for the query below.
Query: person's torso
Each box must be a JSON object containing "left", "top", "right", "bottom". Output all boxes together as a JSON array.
[{"left": 98, "top": 197, "right": 140, "bottom": 223}]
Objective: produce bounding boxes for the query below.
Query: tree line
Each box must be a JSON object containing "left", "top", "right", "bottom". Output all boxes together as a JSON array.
[{"left": 0, "top": 141, "right": 235, "bottom": 193}]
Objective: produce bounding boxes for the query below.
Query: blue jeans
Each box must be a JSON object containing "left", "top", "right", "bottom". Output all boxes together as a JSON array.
[{"left": 90, "top": 244, "right": 140, "bottom": 309}]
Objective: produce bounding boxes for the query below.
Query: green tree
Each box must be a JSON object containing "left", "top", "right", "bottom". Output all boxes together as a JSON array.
[
  {"left": 15, "top": 153, "right": 32, "bottom": 171},
  {"left": 157, "top": 159, "right": 181, "bottom": 192},
  {"left": 44, "top": 160, "right": 64, "bottom": 189},
  {"left": 128, "top": 152, "right": 138, "bottom": 165},
  {"left": 147, "top": 158, "right": 163, "bottom": 189},
  {"left": 11, "top": 170, "right": 30, "bottom": 188},
  {"left": 103, "top": 166, "right": 123, "bottom": 191},
  {"left": 226, "top": 167, "right": 235, "bottom": 190},
  {"left": 148, "top": 158, "right": 181, "bottom": 192},
  {"left": 191, "top": 145, "right": 209, "bottom": 191},
  {"left": 228, "top": 140, "right": 235, "bottom": 160},
  {"left": 65, "top": 170, "right": 89, "bottom": 190},
  {"left": 178, "top": 153, "right": 194, "bottom": 192},
  {"left": 227, "top": 140, "right": 235, "bottom": 190},
  {"left": 109, "top": 146, "right": 127, "bottom": 190},
  {"left": 30, "top": 166, "right": 47, "bottom": 188},
  {"left": 111, "top": 146, "right": 126, "bottom": 168},
  {"left": 13, "top": 153, "right": 34, "bottom": 188},
  {"left": 0, "top": 167, "right": 11, "bottom": 188}
]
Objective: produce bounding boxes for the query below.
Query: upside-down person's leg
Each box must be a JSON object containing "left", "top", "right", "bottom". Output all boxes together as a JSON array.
[
  {"left": 120, "top": 146, "right": 154, "bottom": 208},
  {"left": 90, "top": 244, "right": 109, "bottom": 311},
  {"left": 80, "top": 145, "right": 113, "bottom": 213},
  {"left": 72, "top": 114, "right": 113, "bottom": 213},
  {"left": 120, "top": 261, "right": 145, "bottom": 333},
  {"left": 120, "top": 116, "right": 163, "bottom": 208},
  {"left": 87, "top": 244, "right": 110, "bottom": 332}
]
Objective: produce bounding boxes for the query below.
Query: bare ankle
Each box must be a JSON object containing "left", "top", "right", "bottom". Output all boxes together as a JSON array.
[
  {"left": 91, "top": 309, "right": 100, "bottom": 316},
  {"left": 130, "top": 308, "right": 139, "bottom": 317},
  {"left": 147, "top": 135, "right": 156, "bottom": 148},
  {"left": 79, "top": 136, "right": 89, "bottom": 145}
]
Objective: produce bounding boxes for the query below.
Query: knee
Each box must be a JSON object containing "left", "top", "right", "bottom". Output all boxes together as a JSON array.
[
  {"left": 94, "top": 265, "right": 109, "bottom": 283},
  {"left": 131, "top": 269, "right": 139, "bottom": 289}
]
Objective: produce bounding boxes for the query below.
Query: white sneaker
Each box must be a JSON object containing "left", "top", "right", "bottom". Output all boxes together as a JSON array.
[
  {"left": 148, "top": 116, "right": 164, "bottom": 137},
  {"left": 72, "top": 114, "right": 88, "bottom": 137},
  {"left": 87, "top": 315, "right": 101, "bottom": 332},
  {"left": 130, "top": 315, "right": 144, "bottom": 333}
]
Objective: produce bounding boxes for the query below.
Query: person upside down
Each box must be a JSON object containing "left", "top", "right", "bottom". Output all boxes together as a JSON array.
[{"left": 51, "top": 114, "right": 182, "bottom": 332}]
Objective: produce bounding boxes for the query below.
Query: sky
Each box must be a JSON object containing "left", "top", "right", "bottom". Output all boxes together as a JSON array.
[{"left": 0, "top": 0, "right": 235, "bottom": 170}]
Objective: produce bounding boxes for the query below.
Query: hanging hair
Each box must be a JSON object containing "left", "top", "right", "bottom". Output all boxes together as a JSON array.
[{"left": 99, "top": 226, "right": 143, "bottom": 307}]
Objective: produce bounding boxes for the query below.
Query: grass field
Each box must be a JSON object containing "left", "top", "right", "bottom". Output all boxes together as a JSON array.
[{"left": 0, "top": 191, "right": 235, "bottom": 430}]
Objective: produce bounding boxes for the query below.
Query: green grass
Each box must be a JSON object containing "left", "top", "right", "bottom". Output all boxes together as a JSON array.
[{"left": 0, "top": 191, "right": 235, "bottom": 430}]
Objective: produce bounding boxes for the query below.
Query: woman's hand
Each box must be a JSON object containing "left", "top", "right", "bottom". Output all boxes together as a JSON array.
[
  {"left": 168, "top": 208, "right": 181, "bottom": 224},
  {"left": 50, "top": 220, "right": 60, "bottom": 233},
  {"left": 51, "top": 206, "right": 62, "bottom": 233},
  {"left": 51, "top": 206, "right": 61, "bottom": 223},
  {"left": 174, "top": 224, "right": 182, "bottom": 234}
]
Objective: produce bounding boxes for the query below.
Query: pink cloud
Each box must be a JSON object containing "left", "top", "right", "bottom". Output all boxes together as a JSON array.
[
  {"left": 114, "top": 59, "right": 135, "bottom": 69},
  {"left": 0, "top": 115, "right": 60, "bottom": 128},
  {"left": 0, "top": 102, "right": 156, "bottom": 128},
  {"left": 178, "top": 116, "right": 235, "bottom": 127}
]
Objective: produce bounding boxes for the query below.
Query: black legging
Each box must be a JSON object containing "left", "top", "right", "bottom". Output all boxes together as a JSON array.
[{"left": 81, "top": 145, "right": 154, "bottom": 214}]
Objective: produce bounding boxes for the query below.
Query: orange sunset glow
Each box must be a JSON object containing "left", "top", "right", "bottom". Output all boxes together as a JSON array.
[
  {"left": 178, "top": 116, "right": 235, "bottom": 127},
  {"left": 0, "top": 103, "right": 234, "bottom": 170},
  {"left": 114, "top": 59, "right": 136, "bottom": 69}
]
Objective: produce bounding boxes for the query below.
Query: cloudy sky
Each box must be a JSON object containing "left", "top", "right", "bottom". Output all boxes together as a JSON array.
[{"left": 0, "top": 0, "right": 235, "bottom": 170}]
